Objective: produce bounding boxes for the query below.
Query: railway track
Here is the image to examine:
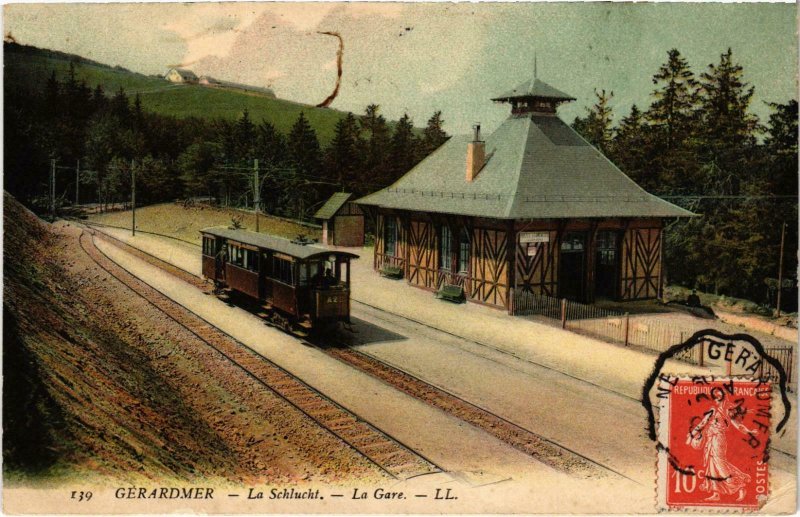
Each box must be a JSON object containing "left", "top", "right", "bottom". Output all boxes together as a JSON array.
[
  {"left": 78, "top": 229, "right": 441, "bottom": 481},
  {"left": 317, "top": 343, "right": 630, "bottom": 481},
  {"left": 80, "top": 225, "right": 631, "bottom": 480},
  {"left": 78, "top": 224, "right": 796, "bottom": 473}
]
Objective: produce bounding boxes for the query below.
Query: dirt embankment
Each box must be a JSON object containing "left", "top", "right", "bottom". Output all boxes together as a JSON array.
[{"left": 3, "top": 193, "right": 381, "bottom": 486}]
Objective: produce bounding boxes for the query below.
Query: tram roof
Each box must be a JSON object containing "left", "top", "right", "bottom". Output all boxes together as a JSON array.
[{"left": 200, "top": 226, "right": 359, "bottom": 261}]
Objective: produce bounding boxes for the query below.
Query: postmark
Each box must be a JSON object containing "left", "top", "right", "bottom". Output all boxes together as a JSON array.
[{"left": 656, "top": 376, "right": 772, "bottom": 511}]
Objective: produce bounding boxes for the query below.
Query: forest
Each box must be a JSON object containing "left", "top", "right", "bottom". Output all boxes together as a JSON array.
[
  {"left": 3, "top": 45, "right": 797, "bottom": 307},
  {"left": 571, "top": 48, "right": 797, "bottom": 306}
]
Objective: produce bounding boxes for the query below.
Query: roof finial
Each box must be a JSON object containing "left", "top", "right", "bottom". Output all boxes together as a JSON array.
[{"left": 534, "top": 53, "right": 538, "bottom": 80}]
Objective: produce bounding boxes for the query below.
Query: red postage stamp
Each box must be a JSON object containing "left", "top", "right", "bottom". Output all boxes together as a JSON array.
[{"left": 657, "top": 377, "right": 771, "bottom": 511}]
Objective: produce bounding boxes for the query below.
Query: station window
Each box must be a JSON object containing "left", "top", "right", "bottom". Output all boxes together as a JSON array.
[
  {"left": 458, "top": 227, "right": 470, "bottom": 273},
  {"left": 596, "top": 231, "right": 618, "bottom": 266},
  {"left": 440, "top": 225, "right": 453, "bottom": 271},
  {"left": 271, "top": 256, "right": 294, "bottom": 285},
  {"left": 384, "top": 217, "right": 397, "bottom": 256}
]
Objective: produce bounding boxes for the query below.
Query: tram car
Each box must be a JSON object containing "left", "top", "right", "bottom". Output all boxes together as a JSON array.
[{"left": 200, "top": 226, "right": 358, "bottom": 331}]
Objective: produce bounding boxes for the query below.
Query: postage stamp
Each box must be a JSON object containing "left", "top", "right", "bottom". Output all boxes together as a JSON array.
[{"left": 656, "top": 376, "right": 772, "bottom": 511}]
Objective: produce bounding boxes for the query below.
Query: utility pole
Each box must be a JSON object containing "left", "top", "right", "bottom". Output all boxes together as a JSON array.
[
  {"left": 776, "top": 221, "right": 786, "bottom": 317},
  {"left": 254, "top": 158, "right": 260, "bottom": 233},
  {"left": 75, "top": 160, "right": 80, "bottom": 206},
  {"left": 50, "top": 159, "right": 56, "bottom": 221},
  {"left": 131, "top": 160, "right": 136, "bottom": 237}
]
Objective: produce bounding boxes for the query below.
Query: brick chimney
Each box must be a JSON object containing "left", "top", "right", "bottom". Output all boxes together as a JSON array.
[{"left": 466, "top": 124, "right": 485, "bottom": 182}]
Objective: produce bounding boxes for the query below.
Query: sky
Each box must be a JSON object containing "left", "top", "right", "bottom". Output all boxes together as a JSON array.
[{"left": 3, "top": 2, "right": 797, "bottom": 135}]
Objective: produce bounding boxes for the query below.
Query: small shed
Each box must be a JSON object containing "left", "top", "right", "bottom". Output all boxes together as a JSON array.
[{"left": 314, "top": 193, "right": 365, "bottom": 247}]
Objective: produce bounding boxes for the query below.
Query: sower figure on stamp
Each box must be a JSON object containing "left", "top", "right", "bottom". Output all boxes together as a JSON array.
[{"left": 687, "top": 388, "right": 759, "bottom": 502}]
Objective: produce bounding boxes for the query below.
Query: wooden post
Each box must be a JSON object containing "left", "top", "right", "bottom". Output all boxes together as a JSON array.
[
  {"left": 50, "top": 159, "right": 56, "bottom": 221},
  {"left": 776, "top": 221, "right": 786, "bottom": 317},
  {"left": 624, "top": 312, "right": 630, "bottom": 346},
  {"left": 131, "top": 160, "right": 136, "bottom": 236},
  {"left": 561, "top": 298, "right": 567, "bottom": 329},
  {"left": 254, "top": 159, "right": 260, "bottom": 233},
  {"left": 75, "top": 159, "right": 80, "bottom": 206}
]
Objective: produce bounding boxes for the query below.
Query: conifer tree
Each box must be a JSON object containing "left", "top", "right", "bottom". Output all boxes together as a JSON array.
[
  {"left": 647, "top": 49, "right": 698, "bottom": 150},
  {"left": 610, "top": 104, "right": 652, "bottom": 188},
  {"left": 389, "top": 113, "right": 418, "bottom": 180},
  {"left": 421, "top": 110, "right": 449, "bottom": 156},
  {"left": 572, "top": 89, "right": 614, "bottom": 154},
  {"left": 326, "top": 112, "right": 362, "bottom": 190},
  {"left": 360, "top": 104, "right": 392, "bottom": 187}
]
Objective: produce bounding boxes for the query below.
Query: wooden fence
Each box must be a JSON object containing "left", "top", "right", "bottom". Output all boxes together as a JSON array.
[{"left": 514, "top": 290, "right": 795, "bottom": 387}]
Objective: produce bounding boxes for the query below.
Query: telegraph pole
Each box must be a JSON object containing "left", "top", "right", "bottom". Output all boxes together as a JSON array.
[
  {"left": 254, "top": 158, "right": 260, "bottom": 233},
  {"left": 50, "top": 159, "right": 56, "bottom": 221},
  {"left": 776, "top": 221, "right": 786, "bottom": 317},
  {"left": 131, "top": 160, "right": 136, "bottom": 236},
  {"left": 75, "top": 160, "right": 80, "bottom": 206}
]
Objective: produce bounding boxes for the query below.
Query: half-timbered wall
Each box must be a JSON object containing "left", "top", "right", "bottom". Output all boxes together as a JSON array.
[
  {"left": 470, "top": 227, "right": 509, "bottom": 308},
  {"left": 372, "top": 209, "right": 665, "bottom": 310},
  {"left": 620, "top": 226, "right": 662, "bottom": 300},
  {"left": 407, "top": 219, "right": 439, "bottom": 290},
  {"left": 515, "top": 230, "right": 559, "bottom": 296},
  {"left": 374, "top": 212, "right": 406, "bottom": 271}
]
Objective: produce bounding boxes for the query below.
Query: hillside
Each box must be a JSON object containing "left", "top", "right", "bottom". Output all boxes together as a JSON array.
[
  {"left": 4, "top": 42, "right": 350, "bottom": 144},
  {"left": 2, "top": 192, "right": 380, "bottom": 485}
]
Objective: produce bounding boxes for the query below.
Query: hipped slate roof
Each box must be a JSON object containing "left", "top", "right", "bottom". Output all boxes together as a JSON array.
[
  {"left": 314, "top": 192, "right": 353, "bottom": 220},
  {"left": 200, "top": 226, "right": 358, "bottom": 260},
  {"left": 357, "top": 113, "right": 693, "bottom": 219}
]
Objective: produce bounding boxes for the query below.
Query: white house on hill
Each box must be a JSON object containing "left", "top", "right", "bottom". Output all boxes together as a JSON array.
[{"left": 165, "top": 68, "right": 198, "bottom": 84}]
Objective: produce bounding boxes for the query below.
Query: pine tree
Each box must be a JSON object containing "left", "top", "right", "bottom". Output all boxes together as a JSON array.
[
  {"left": 572, "top": 89, "right": 614, "bottom": 154},
  {"left": 326, "top": 112, "right": 362, "bottom": 190},
  {"left": 287, "top": 112, "right": 321, "bottom": 175},
  {"left": 360, "top": 104, "right": 392, "bottom": 188},
  {"left": 610, "top": 104, "right": 653, "bottom": 188},
  {"left": 421, "top": 110, "right": 449, "bottom": 156},
  {"left": 255, "top": 120, "right": 287, "bottom": 166},
  {"left": 696, "top": 48, "right": 758, "bottom": 194},
  {"left": 234, "top": 109, "right": 256, "bottom": 163},
  {"left": 641, "top": 50, "right": 702, "bottom": 193},
  {"left": 285, "top": 112, "right": 322, "bottom": 218},
  {"left": 647, "top": 49, "right": 698, "bottom": 150},
  {"left": 389, "top": 114, "right": 418, "bottom": 180},
  {"left": 110, "top": 87, "right": 130, "bottom": 122}
]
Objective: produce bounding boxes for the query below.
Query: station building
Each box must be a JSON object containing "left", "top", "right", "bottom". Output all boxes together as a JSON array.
[{"left": 356, "top": 77, "right": 693, "bottom": 313}]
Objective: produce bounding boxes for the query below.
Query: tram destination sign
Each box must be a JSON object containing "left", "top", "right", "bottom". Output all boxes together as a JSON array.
[{"left": 519, "top": 232, "right": 550, "bottom": 244}]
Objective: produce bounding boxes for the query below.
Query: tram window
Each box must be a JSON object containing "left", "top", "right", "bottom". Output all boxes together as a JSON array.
[
  {"left": 228, "top": 244, "right": 245, "bottom": 267},
  {"left": 203, "top": 237, "right": 214, "bottom": 256},
  {"left": 242, "top": 249, "right": 258, "bottom": 272},
  {"left": 270, "top": 256, "right": 294, "bottom": 284}
]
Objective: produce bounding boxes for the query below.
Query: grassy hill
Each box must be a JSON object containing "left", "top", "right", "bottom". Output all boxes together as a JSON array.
[{"left": 4, "top": 42, "right": 351, "bottom": 144}]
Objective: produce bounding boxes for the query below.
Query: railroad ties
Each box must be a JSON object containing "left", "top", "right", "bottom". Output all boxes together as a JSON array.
[{"left": 79, "top": 229, "right": 440, "bottom": 480}]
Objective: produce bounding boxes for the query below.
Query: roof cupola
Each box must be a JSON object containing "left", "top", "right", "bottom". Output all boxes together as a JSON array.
[{"left": 492, "top": 66, "right": 576, "bottom": 115}]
